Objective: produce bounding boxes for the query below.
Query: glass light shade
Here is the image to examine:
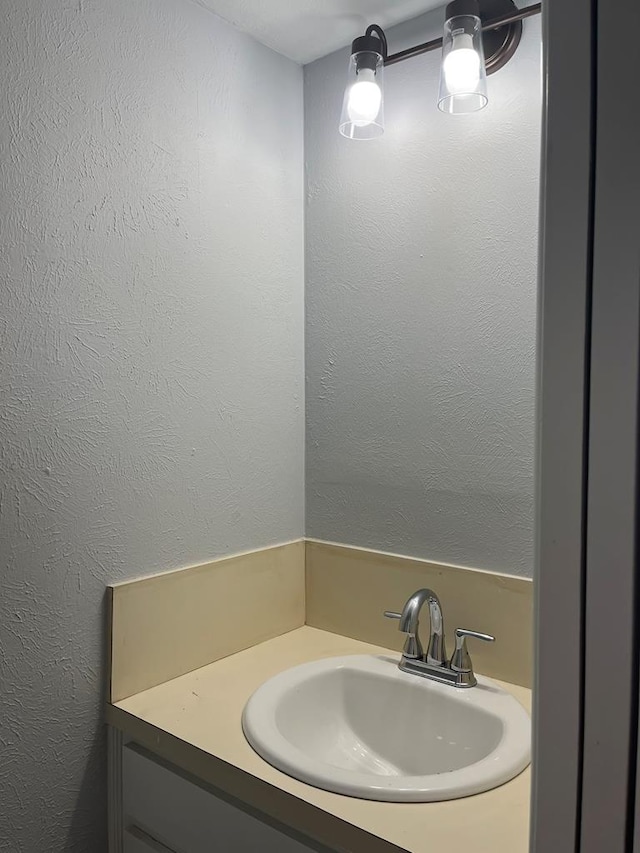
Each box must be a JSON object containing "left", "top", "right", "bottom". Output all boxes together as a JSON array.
[
  {"left": 438, "top": 14, "right": 488, "bottom": 114},
  {"left": 339, "top": 51, "right": 385, "bottom": 139}
]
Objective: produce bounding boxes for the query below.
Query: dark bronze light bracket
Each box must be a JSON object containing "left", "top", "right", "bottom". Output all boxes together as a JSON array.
[{"left": 365, "top": 0, "right": 542, "bottom": 74}]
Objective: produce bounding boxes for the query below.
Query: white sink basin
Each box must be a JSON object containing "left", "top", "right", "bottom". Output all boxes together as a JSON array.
[{"left": 242, "top": 654, "right": 530, "bottom": 802}]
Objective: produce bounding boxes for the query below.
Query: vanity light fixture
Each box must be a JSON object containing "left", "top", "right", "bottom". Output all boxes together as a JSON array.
[
  {"left": 438, "top": 0, "right": 488, "bottom": 114},
  {"left": 339, "top": 25, "right": 387, "bottom": 139},
  {"left": 338, "top": 0, "right": 541, "bottom": 137}
]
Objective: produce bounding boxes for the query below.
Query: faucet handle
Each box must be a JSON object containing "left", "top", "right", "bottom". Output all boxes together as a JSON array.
[
  {"left": 383, "top": 610, "right": 423, "bottom": 660},
  {"left": 450, "top": 629, "right": 495, "bottom": 681}
]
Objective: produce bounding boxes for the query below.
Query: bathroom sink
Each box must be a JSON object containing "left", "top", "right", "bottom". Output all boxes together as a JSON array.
[{"left": 242, "top": 654, "right": 530, "bottom": 802}]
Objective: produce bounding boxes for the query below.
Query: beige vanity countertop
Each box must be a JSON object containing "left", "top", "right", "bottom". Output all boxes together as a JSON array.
[{"left": 107, "top": 626, "right": 531, "bottom": 853}]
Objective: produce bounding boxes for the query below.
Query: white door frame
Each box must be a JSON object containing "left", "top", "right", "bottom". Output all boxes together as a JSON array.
[
  {"left": 581, "top": 0, "right": 640, "bottom": 849},
  {"left": 534, "top": 0, "right": 640, "bottom": 849},
  {"left": 531, "top": 0, "right": 595, "bottom": 848}
]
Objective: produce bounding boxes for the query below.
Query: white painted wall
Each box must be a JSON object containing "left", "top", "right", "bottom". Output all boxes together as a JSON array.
[
  {"left": 1, "top": 0, "right": 540, "bottom": 845},
  {"left": 0, "top": 1, "right": 303, "bottom": 850},
  {"left": 304, "top": 11, "right": 541, "bottom": 577}
]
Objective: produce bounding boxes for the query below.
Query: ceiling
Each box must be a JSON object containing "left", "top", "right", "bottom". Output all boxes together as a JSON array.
[{"left": 195, "top": 0, "right": 444, "bottom": 64}]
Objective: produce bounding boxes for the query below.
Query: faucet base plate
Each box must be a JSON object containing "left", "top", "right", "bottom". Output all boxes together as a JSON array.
[{"left": 398, "top": 657, "right": 477, "bottom": 688}]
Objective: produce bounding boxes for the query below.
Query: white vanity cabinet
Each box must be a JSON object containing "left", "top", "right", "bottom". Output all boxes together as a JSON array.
[{"left": 116, "top": 742, "right": 317, "bottom": 853}]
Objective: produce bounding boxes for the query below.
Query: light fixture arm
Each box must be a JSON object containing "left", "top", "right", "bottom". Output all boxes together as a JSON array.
[
  {"left": 381, "top": 1, "right": 541, "bottom": 67},
  {"left": 365, "top": 24, "right": 388, "bottom": 61}
]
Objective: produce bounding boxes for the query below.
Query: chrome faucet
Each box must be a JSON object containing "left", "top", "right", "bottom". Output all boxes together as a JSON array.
[
  {"left": 384, "top": 588, "right": 495, "bottom": 688},
  {"left": 385, "top": 588, "right": 447, "bottom": 665}
]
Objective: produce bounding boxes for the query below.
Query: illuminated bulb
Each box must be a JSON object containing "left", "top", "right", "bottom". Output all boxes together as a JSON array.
[
  {"left": 443, "top": 32, "right": 481, "bottom": 93},
  {"left": 347, "top": 69, "right": 382, "bottom": 127},
  {"left": 339, "top": 35, "right": 385, "bottom": 138}
]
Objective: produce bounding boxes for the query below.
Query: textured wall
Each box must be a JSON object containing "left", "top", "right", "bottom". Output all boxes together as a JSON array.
[
  {"left": 305, "top": 11, "right": 541, "bottom": 576},
  {"left": 0, "top": 1, "right": 303, "bottom": 849}
]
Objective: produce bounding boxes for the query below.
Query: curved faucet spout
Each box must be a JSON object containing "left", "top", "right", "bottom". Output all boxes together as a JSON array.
[
  {"left": 399, "top": 588, "right": 447, "bottom": 666},
  {"left": 384, "top": 586, "right": 494, "bottom": 687}
]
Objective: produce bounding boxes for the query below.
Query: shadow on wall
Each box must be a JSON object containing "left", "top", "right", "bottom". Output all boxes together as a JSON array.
[
  {"left": 63, "top": 592, "right": 109, "bottom": 853},
  {"left": 65, "top": 729, "right": 107, "bottom": 852}
]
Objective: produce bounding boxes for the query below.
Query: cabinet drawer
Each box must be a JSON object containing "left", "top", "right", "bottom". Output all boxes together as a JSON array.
[{"left": 123, "top": 744, "right": 315, "bottom": 853}]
